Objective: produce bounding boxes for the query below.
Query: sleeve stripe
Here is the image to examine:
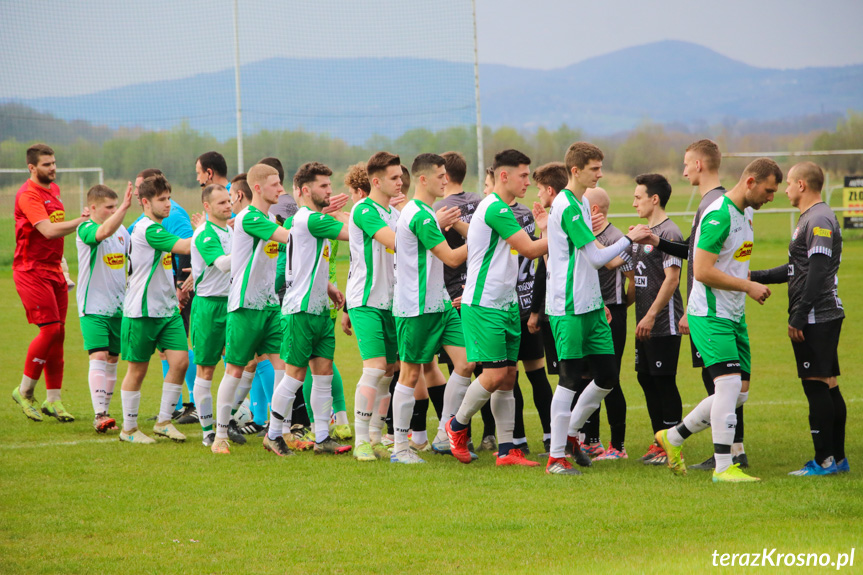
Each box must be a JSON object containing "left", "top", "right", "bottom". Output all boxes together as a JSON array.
[
  {"left": 808, "top": 246, "right": 832, "bottom": 258},
  {"left": 664, "top": 258, "right": 682, "bottom": 268}
]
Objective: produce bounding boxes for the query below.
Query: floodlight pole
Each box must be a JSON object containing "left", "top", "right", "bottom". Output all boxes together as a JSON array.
[
  {"left": 472, "top": 0, "right": 484, "bottom": 192},
  {"left": 233, "top": 0, "right": 244, "bottom": 172}
]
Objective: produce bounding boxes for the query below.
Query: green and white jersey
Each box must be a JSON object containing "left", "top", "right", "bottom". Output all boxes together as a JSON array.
[
  {"left": 191, "top": 220, "right": 232, "bottom": 298},
  {"left": 124, "top": 217, "right": 180, "bottom": 318},
  {"left": 281, "top": 207, "right": 344, "bottom": 316},
  {"left": 462, "top": 193, "right": 522, "bottom": 310},
  {"left": 546, "top": 189, "right": 602, "bottom": 316},
  {"left": 346, "top": 197, "right": 399, "bottom": 310},
  {"left": 393, "top": 199, "right": 450, "bottom": 317},
  {"left": 228, "top": 205, "right": 281, "bottom": 312},
  {"left": 75, "top": 219, "right": 130, "bottom": 317},
  {"left": 688, "top": 194, "right": 754, "bottom": 322}
]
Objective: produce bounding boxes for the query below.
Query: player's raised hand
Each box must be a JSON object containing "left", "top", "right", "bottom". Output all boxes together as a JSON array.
[
  {"left": 323, "top": 193, "right": 349, "bottom": 214},
  {"left": 627, "top": 224, "right": 652, "bottom": 244},
  {"left": 121, "top": 182, "right": 134, "bottom": 209},
  {"left": 591, "top": 211, "right": 604, "bottom": 233},
  {"left": 436, "top": 206, "right": 461, "bottom": 231},
  {"left": 532, "top": 202, "right": 548, "bottom": 233},
  {"left": 190, "top": 212, "right": 205, "bottom": 229},
  {"left": 746, "top": 282, "right": 771, "bottom": 305},
  {"left": 80, "top": 206, "right": 90, "bottom": 219},
  {"left": 390, "top": 193, "right": 408, "bottom": 209}
]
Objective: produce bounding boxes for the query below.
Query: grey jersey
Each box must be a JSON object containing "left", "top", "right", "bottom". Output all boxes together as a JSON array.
[
  {"left": 788, "top": 202, "right": 844, "bottom": 323},
  {"left": 687, "top": 187, "right": 726, "bottom": 300},
  {"left": 596, "top": 223, "right": 633, "bottom": 306},
  {"left": 510, "top": 201, "right": 537, "bottom": 319},
  {"left": 433, "top": 191, "right": 483, "bottom": 300},
  {"left": 631, "top": 218, "right": 685, "bottom": 336}
]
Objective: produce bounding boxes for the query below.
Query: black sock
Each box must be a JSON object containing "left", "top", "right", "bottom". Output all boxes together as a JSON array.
[
  {"left": 701, "top": 368, "right": 715, "bottom": 395},
  {"left": 802, "top": 379, "right": 834, "bottom": 465},
  {"left": 386, "top": 370, "right": 400, "bottom": 435},
  {"left": 637, "top": 372, "right": 664, "bottom": 434},
  {"left": 604, "top": 383, "right": 627, "bottom": 452},
  {"left": 733, "top": 406, "right": 744, "bottom": 444},
  {"left": 411, "top": 398, "right": 429, "bottom": 433},
  {"left": 653, "top": 374, "right": 682, "bottom": 428},
  {"left": 291, "top": 396, "right": 310, "bottom": 428},
  {"left": 675, "top": 422, "right": 693, "bottom": 440},
  {"left": 570, "top": 377, "right": 591, "bottom": 410},
  {"left": 525, "top": 368, "right": 553, "bottom": 434},
  {"left": 428, "top": 384, "right": 445, "bottom": 421},
  {"left": 582, "top": 407, "right": 601, "bottom": 445},
  {"left": 830, "top": 386, "right": 847, "bottom": 462},
  {"left": 480, "top": 400, "right": 495, "bottom": 438},
  {"left": 513, "top": 376, "right": 526, "bottom": 440}
]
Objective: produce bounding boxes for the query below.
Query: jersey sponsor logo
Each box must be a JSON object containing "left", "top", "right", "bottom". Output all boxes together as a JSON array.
[
  {"left": 812, "top": 226, "right": 832, "bottom": 238},
  {"left": 103, "top": 253, "right": 125, "bottom": 269},
  {"left": 635, "top": 261, "right": 647, "bottom": 275},
  {"left": 386, "top": 248, "right": 395, "bottom": 254},
  {"left": 510, "top": 248, "right": 518, "bottom": 255},
  {"left": 323, "top": 244, "right": 330, "bottom": 262},
  {"left": 635, "top": 276, "right": 647, "bottom": 287},
  {"left": 161, "top": 252, "right": 172, "bottom": 269},
  {"left": 264, "top": 241, "right": 279, "bottom": 258},
  {"left": 48, "top": 209, "right": 65, "bottom": 223},
  {"left": 733, "top": 241, "right": 753, "bottom": 261}
]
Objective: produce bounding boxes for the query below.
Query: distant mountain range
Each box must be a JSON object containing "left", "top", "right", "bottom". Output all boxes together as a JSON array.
[{"left": 6, "top": 41, "right": 862, "bottom": 141}]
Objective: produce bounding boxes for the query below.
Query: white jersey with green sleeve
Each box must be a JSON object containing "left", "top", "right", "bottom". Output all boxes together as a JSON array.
[
  {"left": 281, "top": 207, "right": 344, "bottom": 316},
  {"left": 546, "top": 189, "right": 603, "bottom": 316},
  {"left": 228, "top": 205, "right": 281, "bottom": 312},
  {"left": 462, "top": 193, "right": 522, "bottom": 310},
  {"left": 688, "top": 194, "right": 754, "bottom": 322},
  {"left": 191, "top": 220, "right": 232, "bottom": 298},
  {"left": 124, "top": 217, "right": 180, "bottom": 318},
  {"left": 75, "top": 219, "right": 130, "bottom": 317},
  {"left": 393, "top": 199, "right": 451, "bottom": 317},
  {"left": 346, "top": 197, "right": 399, "bottom": 310}
]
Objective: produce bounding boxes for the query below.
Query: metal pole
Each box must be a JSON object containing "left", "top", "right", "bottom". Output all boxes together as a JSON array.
[
  {"left": 233, "top": 0, "right": 244, "bottom": 172},
  {"left": 471, "top": 0, "right": 484, "bottom": 192},
  {"left": 79, "top": 176, "right": 84, "bottom": 213}
]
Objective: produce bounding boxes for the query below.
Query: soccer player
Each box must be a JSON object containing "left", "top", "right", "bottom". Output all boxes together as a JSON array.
[
  {"left": 266, "top": 162, "right": 351, "bottom": 456},
  {"left": 12, "top": 144, "right": 91, "bottom": 422},
  {"left": 629, "top": 174, "right": 684, "bottom": 463},
  {"left": 119, "top": 175, "right": 193, "bottom": 444},
  {"left": 189, "top": 184, "right": 233, "bottom": 449},
  {"left": 76, "top": 183, "right": 134, "bottom": 432},
  {"left": 212, "top": 164, "right": 291, "bottom": 454},
  {"left": 750, "top": 162, "right": 848, "bottom": 476},
  {"left": 389, "top": 153, "right": 472, "bottom": 463},
  {"left": 655, "top": 158, "right": 780, "bottom": 483},
  {"left": 345, "top": 151, "right": 403, "bottom": 456},
  {"left": 444, "top": 149, "right": 549, "bottom": 467},
  {"left": 543, "top": 142, "right": 650, "bottom": 476}
]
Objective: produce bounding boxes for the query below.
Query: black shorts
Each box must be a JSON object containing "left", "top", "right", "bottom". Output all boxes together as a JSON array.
[
  {"left": 791, "top": 318, "right": 842, "bottom": 379},
  {"left": 540, "top": 320, "right": 559, "bottom": 375},
  {"left": 689, "top": 337, "right": 704, "bottom": 369},
  {"left": 518, "top": 318, "right": 545, "bottom": 362},
  {"left": 608, "top": 304, "right": 627, "bottom": 375},
  {"left": 635, "top": 335, "right": 681, "bottom": 376}
]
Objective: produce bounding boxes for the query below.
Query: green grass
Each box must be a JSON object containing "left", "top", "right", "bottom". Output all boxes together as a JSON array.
[{"left": 2, "top": 179, "right": 862, "bottom": 574}]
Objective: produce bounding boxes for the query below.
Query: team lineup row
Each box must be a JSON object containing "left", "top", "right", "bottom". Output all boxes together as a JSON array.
[{"left": 11, "top": 140, "right": 847, "bottom": 479}]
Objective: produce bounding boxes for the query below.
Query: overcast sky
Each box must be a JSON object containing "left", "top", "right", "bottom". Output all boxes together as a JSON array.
[{"left": 1, "top": 0, "right": 861, "bottom": 99}]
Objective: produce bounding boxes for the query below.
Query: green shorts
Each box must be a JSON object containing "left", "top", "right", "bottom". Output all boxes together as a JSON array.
[
  {"left": 280, "top": 312, "right": 336, "bottom": 368},
  {"left": 549, "top": 308, "right": 614, "bottom": 360},
  {"left": 80, "top": 314, "right": 122, "bottom": 355},
  {"left": 121, "top": 314, "right": 188, "bottom": 363},
  {"left": 225, "top": 307, "right": 281, "bottom": 367},
  {"left": 190, "top": 296, "right": 227, "bottom": 366},
  {"left": 688, "top": 314, "right": 751, "bottom": 375},
  {"left": 396, "top": 305, "right": 465, "bottom": 364},
  {"left": 349, "top": 306, "right": 398, "bottom": 364},
  {"left": 462, "top": 304, "right": 520, "bottom": 364}
]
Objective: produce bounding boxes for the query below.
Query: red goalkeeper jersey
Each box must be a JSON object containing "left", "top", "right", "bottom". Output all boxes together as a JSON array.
[{"left": 14, "top": 179, "right": 65, "bottom": 273}]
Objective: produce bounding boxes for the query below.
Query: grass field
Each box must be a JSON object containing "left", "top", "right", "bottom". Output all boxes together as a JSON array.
[{"left": 1, "top": 176, "right": 862, "bottom": 574}]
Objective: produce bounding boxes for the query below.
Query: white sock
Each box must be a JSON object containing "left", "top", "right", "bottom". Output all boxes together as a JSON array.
[
  {"left": 413, "top": 429, "right": 428, "bottom": 444},
  {"left": 19, "top": 375, "right": 38, "bottom": 397},
  {"left": 439, "top": 372, "right": 471, "bottom": 433},
  {"left": 354, "top": 368, "right": 384, "bottom": 445},
  {"left": 105, "top": 362, "right": 118, "bottom": 412},
  {"left": 454, "top": 380, "right": 492, "bottom": 426},
  {"left": 46, "top": 388, "right": 61, "bottom": 402},
  {"left": 736, "top": 391, "right": 748, "bottom": 407},
  {"left": 549, "top": 385, "right": 575, "bottom": 458},
  {"left": 568, "top": 381, "right": 611, "bottom": 435},
  {"left": 193, "top": 377, "right": 213, "bottom": 436},
  {"left": 215, "top": 373, "right": 240, "bottom": 439},
  {"left": 268, "top": 374, "right": 303, "bottom": 440},
  {"left": 334, "top": 411, "right": 349, "bottom": 426},
  {"left": 393, "top": 383, "right": 415, "bottom": 453},
  {"left": 158, "top": 382, "right": 183, "bottom": 423},
  {"left": 668, "top": 395, "right": 714, "bottom": 446},
  {"left": 121, "top": 390, "right": 141, "bottom": 432},
  {"left": 311, "top": 375, "right": 334, "bottom": 443},
  {"left": 88, "top": 359, "right": 108, "bottom": 415},
  {"left": 232, "top": 370, "right": 255, "bottom": 414},
  {"left": 711, "top": 374, "right": 742, "bottom": 473},
  {"left": 370, "top": 374, "right": 393, "bottom": 443},
  {"left": 490, "top": 389, "right": 515, "bottom": 449}
]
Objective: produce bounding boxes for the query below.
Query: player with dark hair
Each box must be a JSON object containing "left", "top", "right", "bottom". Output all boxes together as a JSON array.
[{"left": 195, "top": 151, "right": 230, "bottom": 189}]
